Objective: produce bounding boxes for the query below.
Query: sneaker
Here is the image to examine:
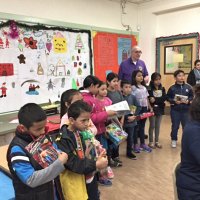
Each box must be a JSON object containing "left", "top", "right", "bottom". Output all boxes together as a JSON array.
[
  {"left": 107, "top": 166, "right": 114, "bottom": 179},
  {"left": 145, "top": 134, "right": 148, "bottom": 139},
  {"left": 109, "top": 158, "right": 122, "bottom": 167},
  {"left": 148, "top": 142, "right": 156, "bottom": 149},
  {"left": 127, "top": 152, "right": 137, "bottom": 160},
  {"left": 98, "top": 178, "right": 112, "bottom": 186},
  {"left": 134, "top": 144, "right": 141, "bottom": 153},
  {"left": 155, "top": 142, "right": 162, "bottom": 149},
  {"left": 113, "top": 157, "right": 123, "bottom": 164},
  {"left": 171, "top": 140, "right": 177, "bottom": 148},
  {"left": 140, "top": 144, "right": 152, "bottom": 153}
]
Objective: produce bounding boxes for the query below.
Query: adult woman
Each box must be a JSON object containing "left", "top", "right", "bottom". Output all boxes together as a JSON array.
[
  {"left": 187, "top": 59, "right": 200, "bottom": 86},
  {"left": 176, "top": 85, "right": 200, "bottom": 200}
]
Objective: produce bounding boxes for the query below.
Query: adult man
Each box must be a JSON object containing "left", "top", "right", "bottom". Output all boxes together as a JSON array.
[{"left": 118, "top": 46, "right": 149, "bottom": 83}]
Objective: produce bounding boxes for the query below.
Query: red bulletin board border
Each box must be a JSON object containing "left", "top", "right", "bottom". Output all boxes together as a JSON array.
[{"left": 93, "top": 31, "right": 138, "bottom": 81}]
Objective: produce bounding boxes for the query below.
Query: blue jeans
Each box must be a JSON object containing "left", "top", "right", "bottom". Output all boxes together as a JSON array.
[
  {"left": 124, "top": 126, "right": 136, "bottom": 155},
  {"left": 170, "top": 109, "right": 188, "bottom": 141}
]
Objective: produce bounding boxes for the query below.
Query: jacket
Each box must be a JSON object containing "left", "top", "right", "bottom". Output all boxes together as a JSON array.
[
  {"left": 167, "top": 82, "right": 193, "bottom": 111},
  {"left": 123, "top": 94, "right": 141, "bottom": 128},
  {"left": 187, "top": 69, "right": 196, "bottom": 86},
  {"left": 7, "top": 128, "right": 64, "bottom": 200},
  {"left": 56, "top": 125, "right": 97, "bottom": 200},
  {"left": 148, "top": 85, "right": 167, "bottom": 115},
  {"left": 81, "top": 90, "right": 108, "bottom": 127}
]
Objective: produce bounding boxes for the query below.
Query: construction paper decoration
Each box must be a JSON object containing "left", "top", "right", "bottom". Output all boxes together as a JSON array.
[
  {"left": 0, "top": 38, "right": 4, "bottom": 49},
  {"left": 67, "top": 70, "right": 70, "bottom": 76},
  {"left": 47, "top": 79, "right": 55, "bottom": 90},
  {"left": 18, "top": 54, "right": 26, "bottom": 64},
  {"left": 9, "top": 21, "right": 19, "bottom": 39},
  {"left": 78, "top": 67, "right": 82, "bottom": 75},
  {"left": 72, "top": 78, "right": 78, "bottom": 89},
  {"left": 24, "top": 37, "right": 37, "bottom": 49},
  {"left": 78, "top": 49, "right": 81, "bottom": 53},
  {"left": 61, "top": 78, "right": 65, "bottom": 88},
  {"left": 12, "top": 82, "right": 15, "bottom": 88},
  {"left": 79, "top": 62, "right": 82, "bottom": 66},
  {"left": 83, "top": 63, "right": 87, "bottom": 69},
  {"left": 53, "top": 32, "right": 67, "bottom": 53},
  {"left": 46, "top": 40, "right": 52, "bottom": 53},
  {"left": 0, "top": 63, "right": 14, "bottom": 76},
  {"left": 0, "top": 82, "right": 7, "bottom": 97},
  {"left": 18, "top": 39, "right": 23, "bottom": 52},
  {"left": 75, "top": 34, "right": 84, "bottom": 49},
  {"left": 37, "top": 63, "right": 44, "bottom": 75},
  {"left": 38, "top": 39, "right": 45, "bottom": 49},
  {"left": 5, "top": 38, "right": 9, "bottom": 48},
  {"left": 74, "top": 62, "right": 77, "bottom": 67},
  {"left": 26, "top": 84, "right": 40, "bottom": 95}
]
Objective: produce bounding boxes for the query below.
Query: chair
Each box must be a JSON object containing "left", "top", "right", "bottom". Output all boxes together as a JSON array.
[{"left": 172, "top": 162, "right": 181, "bottom": 200}]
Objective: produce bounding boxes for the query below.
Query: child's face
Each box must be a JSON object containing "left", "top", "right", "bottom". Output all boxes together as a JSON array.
[
  {"left": 135, "top": 72, "right": 143, "bottom": 83},
  {"left": 108, "top": 78, "right": 119, "bottom": 89},
  {"left": 90, "top": 84, "right": 99, "bottom": 95},
  {"left": 98, "top": 84, "right": 107, "bottom": 97},
  {"left": 175, "top": 73, "right": 185, "bottom": 83},
  {"left": 154, "top": 77, "right": 161, "bottom": 87},
  {"left": 195, "top": 62, "right": 200, "bottom": 70},
  {"left": 71, "top": 93, "right": 83, "bottom": 104},
  {"left": 70, "top": 112, "right": 90, "bottom": 131},
  {"left": 122, "top": 84, "right": 132, "bottom": 95},
  {"left": 27, "top": 120, "right": 47, "bottom": 137}
]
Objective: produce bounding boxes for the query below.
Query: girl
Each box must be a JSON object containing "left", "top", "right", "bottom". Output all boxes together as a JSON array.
[
  {"left": 131, "top": 70, "right": 152, "bottom": 153},
  {"left": 94, "top": 81, "right": 116, "bottom": 185},
  {"left": 60, "top": 89, "right": 97, "bottom": 134},
  {"left": 187, "top": 59, "right": 200, "bottom": 86},
  {"left": 148, "top": 72, "right": 167, "bottom": 149},
  {"left": 106, "top": 72, "right": 124, "bottom": 166}
]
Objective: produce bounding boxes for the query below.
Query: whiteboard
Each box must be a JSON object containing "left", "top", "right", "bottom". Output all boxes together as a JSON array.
[{"left": 0, "top": 21, "right": 92, "bottom": 113}]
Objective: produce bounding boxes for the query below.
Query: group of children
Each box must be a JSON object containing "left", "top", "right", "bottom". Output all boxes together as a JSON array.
[{"left": 6, "top": 68, "right": 194, "bottom": 200}]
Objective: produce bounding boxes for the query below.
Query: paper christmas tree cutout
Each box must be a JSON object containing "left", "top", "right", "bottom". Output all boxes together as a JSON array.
[
  {"left": 75, "top": 34, "right": 84, "bottom": 50},
  {"left": 72, "top": 78, "right": 78, "bottom": 89}
]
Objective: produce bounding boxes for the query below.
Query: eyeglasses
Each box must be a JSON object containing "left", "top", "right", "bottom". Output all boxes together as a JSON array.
[{"left": 134, "top": 51, "right": 142, "bottom": 54}]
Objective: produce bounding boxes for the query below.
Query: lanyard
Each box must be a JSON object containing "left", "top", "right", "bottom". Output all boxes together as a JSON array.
[{"left": 74, "top": 131, "right": 84, "bottom": 159}]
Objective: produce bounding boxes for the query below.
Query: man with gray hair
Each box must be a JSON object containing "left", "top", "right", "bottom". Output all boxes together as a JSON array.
[{"left": 118, "top": 46, "right": 149, "bottom": 83}]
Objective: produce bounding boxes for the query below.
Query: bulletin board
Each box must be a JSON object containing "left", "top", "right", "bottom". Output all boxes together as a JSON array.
[
  {"left": 0, "top": 20, "right": 92, "bottom": 113},
  {"left": 93, "top": 31, "right": 138, "bottom": 81}
]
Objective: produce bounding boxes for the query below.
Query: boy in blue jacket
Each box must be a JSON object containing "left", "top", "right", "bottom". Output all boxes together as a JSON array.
[
  {"left": 167, "top": 70, "right": 193, "bottom": 148},
  {"left": 7, "top": 103, "right": 68, "bottom": 200},
  {"left": 121, "top": 80, "right": 141, "bottom": 159}
]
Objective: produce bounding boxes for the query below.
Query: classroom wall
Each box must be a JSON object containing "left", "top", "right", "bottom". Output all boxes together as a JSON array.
[{"left": 0, "top": 0, "right": 138, "bottom": 31}]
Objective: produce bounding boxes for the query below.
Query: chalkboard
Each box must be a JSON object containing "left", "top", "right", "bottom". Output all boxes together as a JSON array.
[
  {"left": 93, "top": 31, "right": 138, "bottom": 81},
  {"left": 0, "top": 21, "right": 92, "bottom": 113}
]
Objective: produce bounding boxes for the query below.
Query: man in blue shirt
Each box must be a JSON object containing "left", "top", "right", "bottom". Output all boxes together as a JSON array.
[{"left": 118, "top": 46, "right": 149, "bottom": 83}]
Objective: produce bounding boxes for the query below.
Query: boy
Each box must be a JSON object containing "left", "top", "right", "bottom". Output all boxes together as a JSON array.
[
  {"left": 121, "top": 80, "right": 141, "bottom": 159},
  {"left": 167, "top": 70, "right": 193, "bottom": 148},
  {"left": 6, "top": 103, "right": 68, "bottom": 200},
  {"left": 56, "top": 100, "right": 108, "bottom": 200}
]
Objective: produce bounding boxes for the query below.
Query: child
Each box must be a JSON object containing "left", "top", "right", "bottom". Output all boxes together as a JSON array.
[
  {"left": 121, "top": 80, "right": 141, "bottom": 159},
  {"left": 7, "top": 103, "right": 68, "bottom": 200},
  {"left": 106, "top": 72, "right": 124, "bottom": 166},
  {"left": 131, "top": 70, "right": 152, "bottom": 153},
  {"left": 56, "top": 100, "right": 108, "bottom": 200},
  {"left": 60, "top": 89, "right": 97, "bottom": 134},
  {"left": 148, "top": 72, "right": 167, "bottom": 149},
  {"left": 167, "top": 70, "right": 193, "bottom": 148},
  {"left": 94, "top": 81, "right": 116, "bottom": 185}
]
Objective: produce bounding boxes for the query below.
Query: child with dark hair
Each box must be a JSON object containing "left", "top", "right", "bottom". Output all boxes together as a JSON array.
[
  {"left": 7, "top": 103, "right": 68, "bottom": 200},
  {"left": 176, "top": 84, "right": 200, "bottom": 199},
  {"left": 121, "top": 80, "right": 141, "bottom": 159},
  {"left": 167, "top": 70, "right": 193, "bottom": 148},
  {"left": 106, "top": 72, "right": 124, "bottom": 166},
  {"left": 131, "top": 70, "right": 152, "bottom": 153},
  {"left": 148, "top": 72, "right": 167, "bottom": 149},
  {"left": 60, "top": 89, "right": 97, "bottom": 134},
  {"left": 187, "top": 59, "right": 200, "bottom": 86},
  {"left": 56, "top": 100, "right": 108, "bottom": 200}
]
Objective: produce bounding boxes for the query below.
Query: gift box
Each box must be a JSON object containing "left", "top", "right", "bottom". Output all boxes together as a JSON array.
[
  {"left": 137, "top": 112, "right": 154, "bottom": 120},
  {"left": 106, "top": 122, "right": 128, "bottom": 146}
]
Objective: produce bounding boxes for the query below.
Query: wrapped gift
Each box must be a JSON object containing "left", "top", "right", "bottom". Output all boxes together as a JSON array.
[
  {"left": 137, "top": 112, "right": 154, "bottom": 120},
  {"left": 106, "top": 122, "right": 128, "bottom": 146},
  {"left": 25, "top": 135, "right": 58, "bottom": 168}
]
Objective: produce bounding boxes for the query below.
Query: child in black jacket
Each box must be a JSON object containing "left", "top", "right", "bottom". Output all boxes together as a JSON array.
[
  {"left": 148, "top": 72, "right": 167, "bottom": 149},
  {"left": 167, "top": 70, "right": 193, "bottom": 148}
]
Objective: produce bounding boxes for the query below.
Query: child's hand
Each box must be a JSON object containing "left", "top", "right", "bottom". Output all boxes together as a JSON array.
[
  {"left": 175, "top": 100, "right": 181, "bottom": 104},
  {"left": 128, "top": 116, "right": 136, "bottom": 122},
  {"left": 107, "top": 110, "right": 117, "bottom": 117},
  {"left": 150, "top": 97, "right": 155, "bottom": 103},
  {"left": 181, "top": 100, "right": 189, "bottom": 104},
  {"left": 58, "top": 152, "right": 68, "bottom": 164},
  {"left": 96, "top": 153, "right": 108, "bottom": 170}
]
